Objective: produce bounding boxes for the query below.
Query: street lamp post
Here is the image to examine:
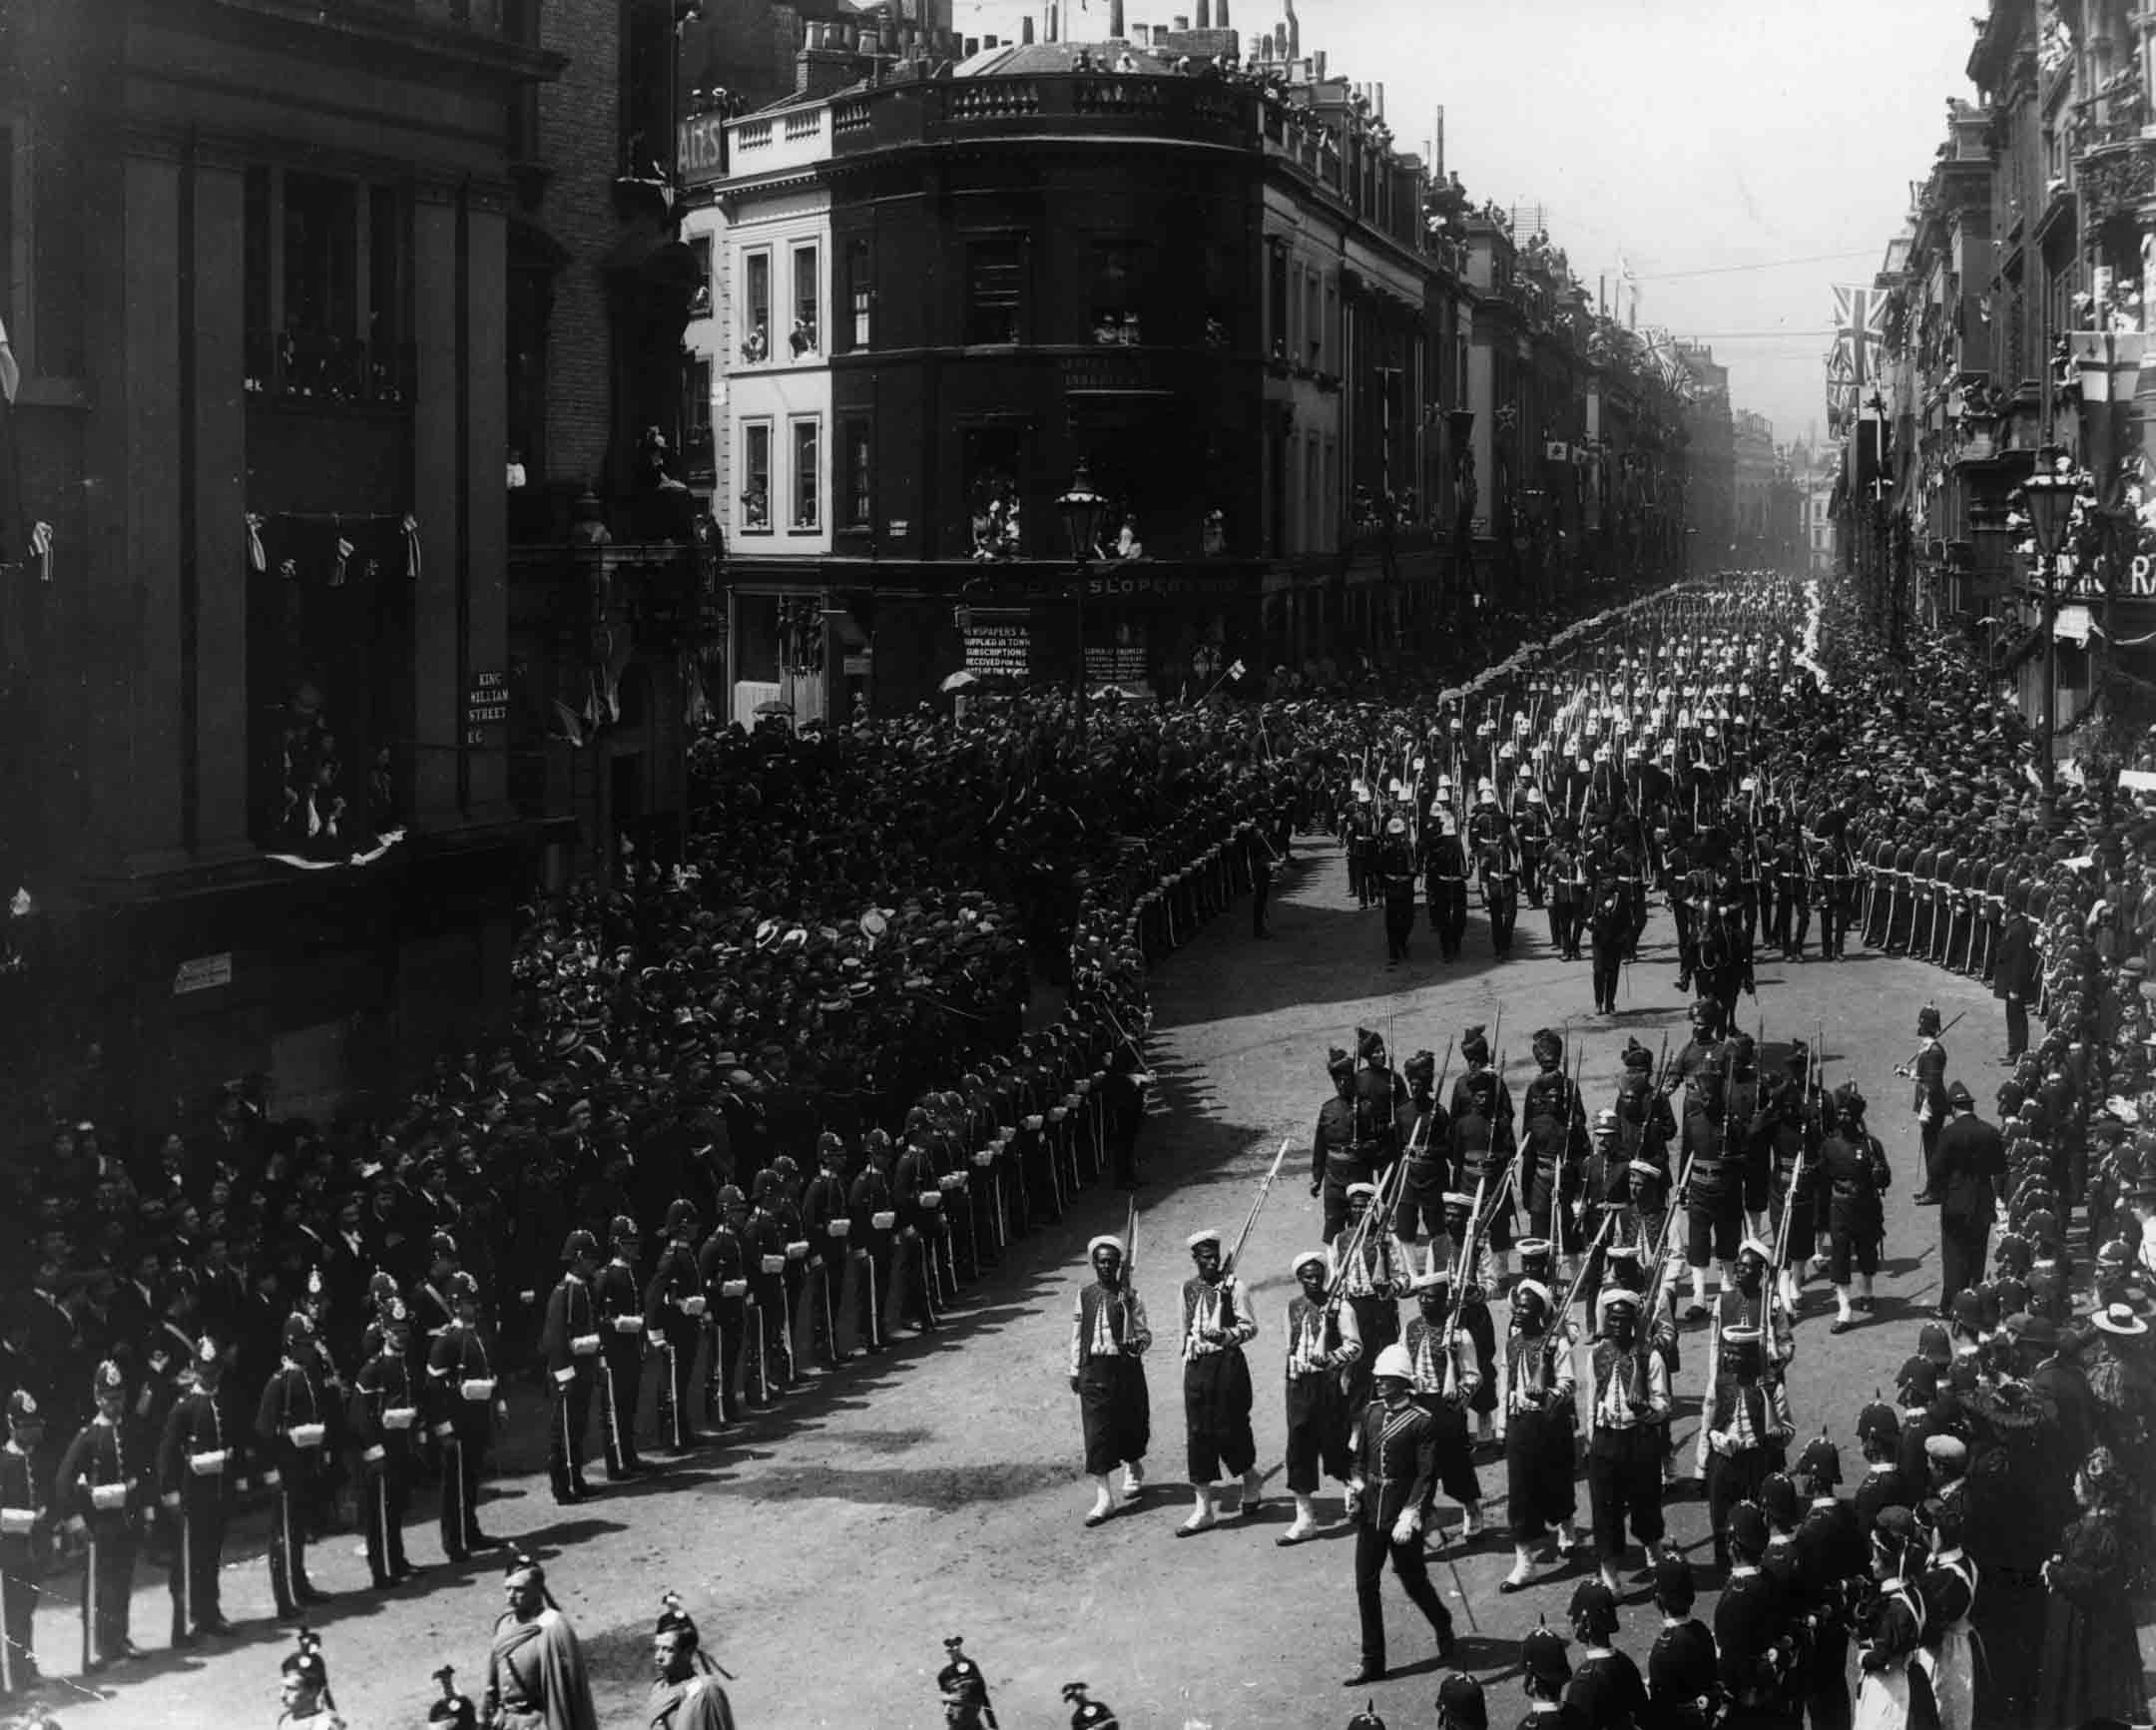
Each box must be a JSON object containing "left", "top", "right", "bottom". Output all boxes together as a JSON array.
[
  {"left": 1057, "top": 461, "right": 1107, "bottom": 749},
  {"left": 2022, "top": 446, "right": 2082, "bottom": 828}
]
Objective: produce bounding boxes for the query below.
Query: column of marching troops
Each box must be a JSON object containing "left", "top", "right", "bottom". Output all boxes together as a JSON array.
[
  {"left": 0, "top": 789, "right": 1314, "bottom": 1704},
  {"left": 1063, "top": 577, "right": 2154, "bottom": 1730}
]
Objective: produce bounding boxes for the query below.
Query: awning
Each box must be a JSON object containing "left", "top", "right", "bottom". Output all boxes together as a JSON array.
[{"left": 2055, "top": 604, "right": 2095, "bottom": 646}]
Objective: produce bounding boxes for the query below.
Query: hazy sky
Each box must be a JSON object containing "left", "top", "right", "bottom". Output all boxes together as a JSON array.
[
  {"left": 1289, "top": 0, "right": 1983, "bottom": 447},
  {"left": 985, "top": 0, "right": 1983, "bottom": 446}
]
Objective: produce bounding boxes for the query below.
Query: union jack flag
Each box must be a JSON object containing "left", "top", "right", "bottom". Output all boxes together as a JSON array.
[{"left": 1831, "top": 284, "right": 1886, "bottom": 386}]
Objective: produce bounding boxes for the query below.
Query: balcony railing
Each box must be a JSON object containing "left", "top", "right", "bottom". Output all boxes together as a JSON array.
[
  {"left": 245, "top": 329, "right": 414, "bottom": 407},
  {"left": 838, "top": 73, "right": 1259, "bottom": 153}
]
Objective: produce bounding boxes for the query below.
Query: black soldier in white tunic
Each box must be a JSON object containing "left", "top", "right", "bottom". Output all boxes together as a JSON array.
[
  {"left": 1176, "top": 1228, "right": 1261, "bottom": 1534},
  {"left": 1068, "top": 1234, "right": 1150, "bottom": 1526}
]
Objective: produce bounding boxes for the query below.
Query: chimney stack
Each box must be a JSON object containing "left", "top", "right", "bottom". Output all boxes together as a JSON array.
[
  {"left": 1046, "top": 2, "right": 1057, "bottom": 41},
  {"left": 1312, "top": 48, "right": 1325, "bottom": 79},
  {"left": 1216, "top": 0, "right": 1229, "bottom": 24},
  {"left": 1173, "top": 15, "right": 1190, "bottom": 30},
  {"left": 1021, "top": 14, "right": 1034, "bottom": 41},
  {"left": 1196, "top": 0, "right": 1210, "bottom": 26},
  {"left": 1109, "top": 0, "right": 1125, "bottom": 35},
  {"left": 1273, "top": 22, "right": 1286, "bottom": 57},
  {"left": 1374, "top": 82, "right": 1384, "bottom": 117}
]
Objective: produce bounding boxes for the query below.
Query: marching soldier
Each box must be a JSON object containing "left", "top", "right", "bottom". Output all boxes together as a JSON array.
[
  {"left": 1344, "top": 1342, "right": 1458, "bottom": 1685},
  {"left": 1313, "top": 1047, "right": 1366, "bottom": 1244},
  {"left": 256, "top": 1311, "right": 334, "bottom": 1619},
  {"left": 349, "top": 1299, "right": 420, "bottom": 1591},
  {"left": 1584, "top": 1288, "right": 1670, "bottom": 1596},
  {"left": 1588, "top": 869, "right": 1630, "bottom": 1014},
  {"left": 540, "top": 1229, "right": 603, "bottom": 1504},
  {"left": 1392, "top": 1049, "right": 1451, "bottom": 1266},
  {"left": 646, "top": 1200, "right": 708, "bottom": 1454},
  {"left": 0, "top": 1390, "right": 46, "bottom": 1692},
  {"left": 1399, "top": 1269, "right": 1486, "bottom": 1542},
  {"left": 1378, "top": 817, "right": 1419, "bottom": 964},
  {"left": 1332, "top": 1183, "right": 1409, "bottom": 1413},
  {"left": 1280, "top": 1249, "right": 1359, "bottom": 1546},
  {"left": 1566, "top": 1576, "right": 1652, "bottom": 1730},
  {"left": 1070, "top": 1234, "right": 1150, "bottom": 1527},
  {"left": 1547, "top": 820, "right": 1588, "bottom": 961},
  {"left": 1703, "top": 1329, "right": 1794, "bottom": 1572},
  {"left": 1821, "top": 1085, "right": 1891, "bottom": 1333},
  {"left": 55, "top": 1360, "right": 143, "bottom": 1671},
  {"left": 651, "top": 1594, "right": 736, "bottom": 1730},
  {"left": 1176, "top": 1228, "right": 1261, "bottom": 1534},
  {"left": 1449, "top": 1070, "right": 1518, "bottom": 1287},
  {"left": 1792, "top": 1434, "right": 1864, "bottom": 1730},
  {"left": 594, "top": 1214, "right": 651, "bottom": 1476},
  {"left": 1520, "top": 1029, "right": 1589, "bottom": 1278},
  {"left": 1426, "top": 809, "right": 1471, "bottom": 962},
  {"left": 426, "top": 1270, "right": 503, "bottom": 1562},
  {"left": 1680, "top": 1053, "right": 1743, "bottom": 1321},
  {"left": 158, "top": 1337, "right": 235, "bottom": 1646},
  {"left": 1717, "top": 1499, "right": 1799, "bottom": 1724},
  {"left": 1498, "top": 1277, "right": 1584, "bottom": 1592},
  {"left": 276, "top": 1628, "right": 344, "bottom": 1730}
]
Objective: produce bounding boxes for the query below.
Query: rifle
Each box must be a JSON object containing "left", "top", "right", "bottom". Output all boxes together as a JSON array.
[
  {"left": 1223, "top": 1138, "right": 1292, "bottom": 1278},
  {"left": 1890, "top": 1009, "right": 1969, "bottom": 1077}
]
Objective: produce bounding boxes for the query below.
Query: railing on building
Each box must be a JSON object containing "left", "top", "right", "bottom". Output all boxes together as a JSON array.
[
  {"left": 245, "top": 331, "right": 416, "bottom": 408},
  {"left": 835, "top": 74, "right": 1261, "bottom": 153}
]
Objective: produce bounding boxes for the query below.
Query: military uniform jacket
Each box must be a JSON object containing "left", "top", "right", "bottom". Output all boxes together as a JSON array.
[
  {"left": 594, "top": 1258, "right": 648, "bottom": 1348},
  {"left": 540, "top": 1273, "right": 601, "bottom": 1380},
  {"left": 801, "top": 1174, "right": 849, "bottom": 1263},
  {"left": 1313, "top": 1095, "right": 1369, "bottom": 1188},
  {"left": 1348, "top": 1398, "right": 1438, "bottom": 1528},
  {"left": 1715, "top": 1565, "right": 1792, "bottom": 1708},
  {"left": 1502, "top": 1328, "right": 1576, "bottom": 1421},
  {"left": 697, "top": 1227, "right": 749, "bottom": 1305},
  {"left": 1794, "top": 1495, "right": 1866, "bottom": 1632},
  {"left": 741, "top": 1211, "right": 789, "bottom": 1291},
  {"left": 350, "top": 1349, "right": 422, "bottom": 1461},
  {"left": 255, "top": 1362, "right": 329, "bottom": 1478},
  {"left": 0, "top": 1442, "right": 45, "bottom": 1540},
  {"left": 425, "top": 1322, "right": 499, "bottom": 1432},
  {"left": 1178, "top": 1275, "right": 1258, "bottom": 1363},
  {"left": 846, "top": 1169, "right": 895, "bottom": 1244},
  {"left": 643, "top": 1242, "right": 704, "bottom": 1336},
  {"left": 157, "top": 1386, "right": 232, "bottom": 1497},
  {"left": 56, "top": 1413, "right": 139, "bottom": 1524},
  {"left": 1448, "top": 1105, "right": 1516, "bottom": 1197},
  {"left": 1401, "top": 1313, "right": 1480, "bottom": 1403},
  {"left": 1647, "top": 1617, "right": 1719, "bottom": 1726}
]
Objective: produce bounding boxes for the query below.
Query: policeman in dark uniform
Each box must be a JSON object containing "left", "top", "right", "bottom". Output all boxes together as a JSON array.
[
  {"left": 802, "top": 1138, "right": 854, "bottom": 1368},
  {"left": 1646, "top": 1551, "right": 1718, "bottom": 1729},
  {"left": 847, "top": 1151, "right": 897, "bottom": 1359},
  {"left": 56, "top": 1359, "right": 143, "bottom": 1669},
  {"left": 889, "top": 1144, "right": 943, "bottom": 1339},
  {"left": 539, "top": 1231, "right": 602, "bottom": 1503},
  {"left": 158, "top": 1337, "right": 235, "bottom": 1646},
  {"left": 349, "top": 1298, "right": 422, "bottom": 1591},
  {"left": 255, "top": 1312, "right": 333, "bottom": 1619},
  {"left": 592, "top": 1215, "right": 649, "bottom": 1479},
  {"left": 0, "top": 1389, "right": 47, "bottom": 1689},
  {"left": 743, "top": 1176, "right": 799, "bottom": 1389},
  {"left": 645, "top": 1199, "right": 707, "bottom": 1453},
  {"left": 425, "top": 1270, "right": 500, "bottom": 1562},
  {"left": 697, "top": 1187, "right": 751, "bottom": 1423}
]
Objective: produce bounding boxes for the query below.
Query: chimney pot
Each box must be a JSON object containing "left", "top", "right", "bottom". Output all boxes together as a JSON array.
[
  {"left": 1312, "top": 48, "right": 1325, "bottom": 78},
  {"left": 1173, "top": 14, "right": 1190, "bottom": 30},
  {"left": 1375, "top": 81, "right": 1384, "bottom": 117}
]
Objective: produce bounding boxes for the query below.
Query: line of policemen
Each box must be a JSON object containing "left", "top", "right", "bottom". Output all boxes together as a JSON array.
[{"left": 0, "top": 1005, "right": 1167, "bottom": 1694}]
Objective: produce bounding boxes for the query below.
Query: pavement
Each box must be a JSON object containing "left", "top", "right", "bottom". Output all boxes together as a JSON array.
[{"left": 25, "top": 838, "right": 1998, "bottom": 1730}]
